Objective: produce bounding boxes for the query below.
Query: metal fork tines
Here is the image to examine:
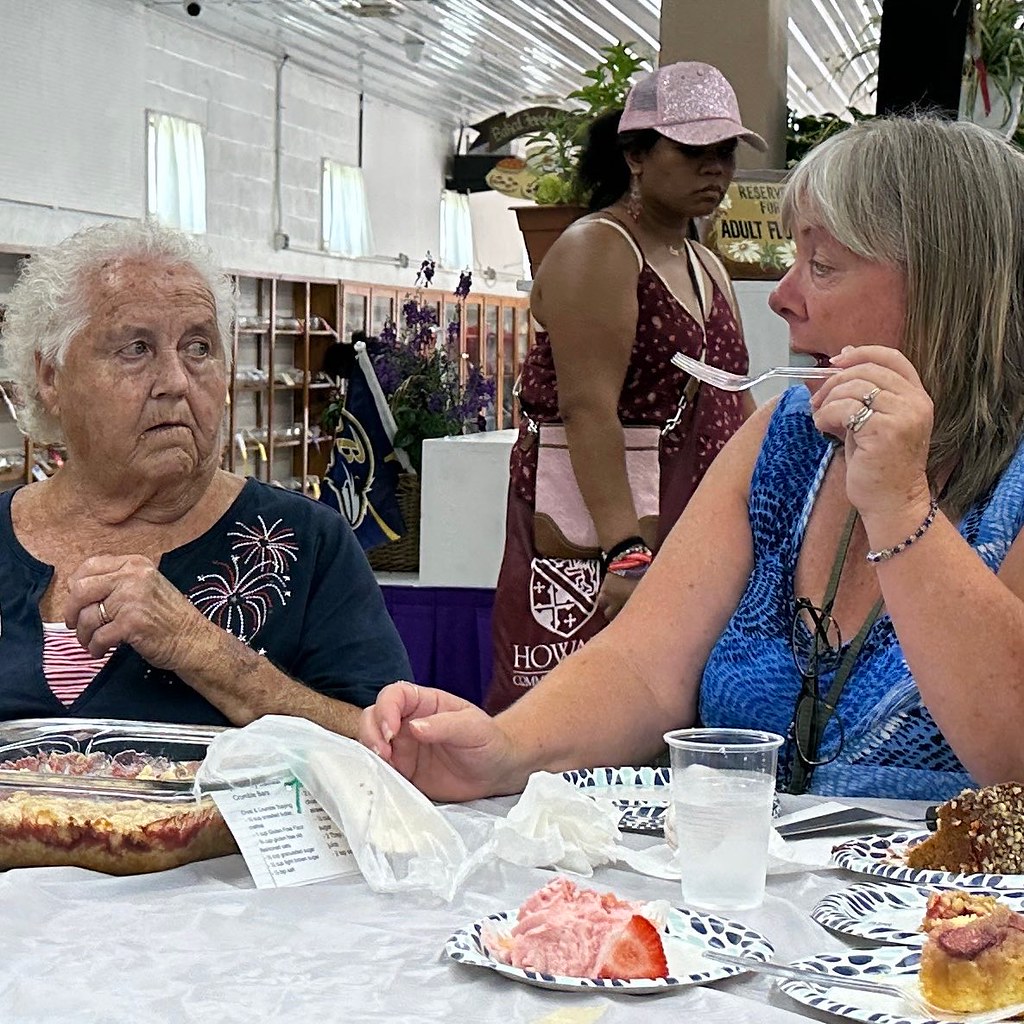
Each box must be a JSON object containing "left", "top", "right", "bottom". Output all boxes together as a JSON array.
[{"left": 670, "top": 351, "right": 838, "bottom": 392}]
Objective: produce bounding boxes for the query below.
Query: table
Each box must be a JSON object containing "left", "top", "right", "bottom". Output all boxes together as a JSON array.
[{"left": 0, "top": 794, "right": 929, "bottom": 1023}]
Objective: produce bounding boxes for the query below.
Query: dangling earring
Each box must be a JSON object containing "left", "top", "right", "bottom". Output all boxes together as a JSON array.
[{"left": 626, "top": 173, "right": 643, "bottom": 222}]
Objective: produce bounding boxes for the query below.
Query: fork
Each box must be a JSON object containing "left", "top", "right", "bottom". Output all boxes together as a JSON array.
[
  {"left": 670, "top": 351, "right": 838, "bottom": 392},
  {"left": 702, "top": 950, "right": 1024, "bottom": 1023}
]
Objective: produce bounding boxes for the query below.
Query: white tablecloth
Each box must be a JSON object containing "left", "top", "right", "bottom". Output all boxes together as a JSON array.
[{"left": 0, "top": 794, "right": 931, "bottom": 1024}]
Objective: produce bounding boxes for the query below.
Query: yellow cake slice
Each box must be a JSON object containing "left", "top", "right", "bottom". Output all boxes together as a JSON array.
[{"left": 919, "top": 890, "right": 1024, "bottom": 1013}]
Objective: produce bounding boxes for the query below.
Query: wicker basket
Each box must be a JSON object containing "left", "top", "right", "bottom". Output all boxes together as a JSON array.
[{"left": 367, "top": 473, "right": 421, "bottom": 573}]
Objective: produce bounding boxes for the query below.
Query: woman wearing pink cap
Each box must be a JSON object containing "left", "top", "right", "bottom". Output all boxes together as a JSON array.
[{"left": 485, "top": 62, "right": 764, "bottom": 713}]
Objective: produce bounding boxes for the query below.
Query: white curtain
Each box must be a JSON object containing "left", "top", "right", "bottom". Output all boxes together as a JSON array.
[
  {"left": 322, "top": 161, "right": 374, "bottom": 258},
  {"left": 146, "top": 113, "right": 206, "bottom": 234},
  {"left": 440, "top": 190, "right": 474, "bottom": 271}
]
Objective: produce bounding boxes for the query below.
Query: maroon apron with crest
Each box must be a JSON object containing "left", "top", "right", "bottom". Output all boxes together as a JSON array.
[{"left": 485, "top": 253, "right": 749, "bottom": 715}]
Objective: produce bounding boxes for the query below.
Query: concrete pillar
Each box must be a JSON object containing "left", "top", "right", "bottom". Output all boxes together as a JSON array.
[{"left": 659, "top": 0, "right": 789, "bottom": 170}]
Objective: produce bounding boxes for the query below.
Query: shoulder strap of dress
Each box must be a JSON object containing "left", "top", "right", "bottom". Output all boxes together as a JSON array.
[
  {"left": 589, "top": 216, "right": 644, "bottom": 272},
  {"left": 688, "top": 239, "right": 747, "bottom": 333},
  {"left": 687, "top": 241, "right": 733, "bottom": 303}
]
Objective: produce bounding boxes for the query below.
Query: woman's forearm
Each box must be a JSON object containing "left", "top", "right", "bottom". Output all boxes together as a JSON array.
[
  {"left": 171, "top": 621, "right": 364, "bottom": 737},
  {"left": 866, "top": 509, "right": 1024, "bottom": 782},
  {"left": 495, "top": 618, "right": 697, "bottom": 782}
]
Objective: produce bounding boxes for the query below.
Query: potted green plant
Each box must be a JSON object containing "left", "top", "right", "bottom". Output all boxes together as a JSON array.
[
  {"left": 785, "top": 107, "right": 874, "bottom": 168},
  {"left": 827, "top": 0, "right": 1024, "bottom": 141},
  {"left": 960, "top": 0, "right": 1024, "bottom": 138},
  {"left": 514, "top": 42, "right": 649, "bottom": 275},
  {"left": 320, "top": 265, "right": 495, "bottom": 572}
]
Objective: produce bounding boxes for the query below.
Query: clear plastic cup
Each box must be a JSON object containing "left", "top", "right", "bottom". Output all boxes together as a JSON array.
[{"left": 663, "top": 727, "right": 784, "bottom": 912}]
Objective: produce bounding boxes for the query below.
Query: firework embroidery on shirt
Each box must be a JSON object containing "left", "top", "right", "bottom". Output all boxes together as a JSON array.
[
  {"left": 189, "top": 555, "right": 292, "bottom": 643},
  {"left": 226, "top": 516, "right": 299, "bottom": 573}
]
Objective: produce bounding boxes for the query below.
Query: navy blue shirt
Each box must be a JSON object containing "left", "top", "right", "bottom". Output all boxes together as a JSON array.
[{"left": 0, "top": 479, "right": 412, "bottom": 724}]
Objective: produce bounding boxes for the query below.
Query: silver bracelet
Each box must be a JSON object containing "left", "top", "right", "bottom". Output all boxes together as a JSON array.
[{"left": 866, "top": 499, "right": 940, "bottom": 564}]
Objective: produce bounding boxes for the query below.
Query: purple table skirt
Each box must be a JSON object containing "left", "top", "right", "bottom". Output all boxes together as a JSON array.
[{"left": 381, "top": 586, "right": 494, "bottom": 708}]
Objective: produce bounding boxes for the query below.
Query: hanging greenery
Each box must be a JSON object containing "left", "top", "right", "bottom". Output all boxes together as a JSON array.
[{"left": 785, "top": 107, "right": 874, "bottom": 167}]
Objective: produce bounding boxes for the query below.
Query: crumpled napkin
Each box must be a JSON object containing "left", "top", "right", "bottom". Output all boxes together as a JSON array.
[
  {"left": 492, "top": 771, "right": 678, "bottom": 880},
  {"left": 493, "top": 774, "right": 859, "bottom": 883}
]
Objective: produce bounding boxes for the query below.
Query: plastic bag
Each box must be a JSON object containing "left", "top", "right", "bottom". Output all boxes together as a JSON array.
[{"left": 194, "top": 715, "right": 487, "bottom": 901}]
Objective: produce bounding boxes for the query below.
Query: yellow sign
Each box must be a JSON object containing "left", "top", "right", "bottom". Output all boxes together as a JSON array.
[{"left": 704, "top": 177, "right": 794, "bottom": 281}]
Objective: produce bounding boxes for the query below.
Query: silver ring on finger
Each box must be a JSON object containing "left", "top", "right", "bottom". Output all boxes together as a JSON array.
[
  {"left": 861, "top": 386, "right": 882, "bottom": 409},
  {"left": 98, "top": 600, "right": 112, "bottom": 626},
  {"left": 847, "top": 405, "right": 875, "bottom": 433}
]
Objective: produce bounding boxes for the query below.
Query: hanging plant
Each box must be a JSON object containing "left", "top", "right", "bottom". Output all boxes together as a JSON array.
[
  {"left": 785, "top": 107, "right": 874, "bottom": 168},
  {"left": 822, "top": 1, "right": 1024, "bottom": 142},
  {"left": 523, "top": 41, "right": 650, "bottom": 206}
]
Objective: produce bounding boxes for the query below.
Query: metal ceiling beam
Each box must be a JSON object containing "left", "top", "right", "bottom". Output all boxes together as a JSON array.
[{"left": 142, "top": 0, "right": 881, "bottom": 124}]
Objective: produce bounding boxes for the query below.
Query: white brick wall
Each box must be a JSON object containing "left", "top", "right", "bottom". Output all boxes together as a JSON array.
[
  {"left": 0, "top": 254, "right": 26, "bottom": 454},
  {"left": 0, "top": 0, "right": 524, "bottom": 294},
  {"left": 0, "top": 0, "right": 145, "bottom": 220}
]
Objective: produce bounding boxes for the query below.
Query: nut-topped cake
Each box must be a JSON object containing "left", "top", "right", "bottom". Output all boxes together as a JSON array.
[{"left": 906, "top": 782, "right": 1024, "bottom": 874}]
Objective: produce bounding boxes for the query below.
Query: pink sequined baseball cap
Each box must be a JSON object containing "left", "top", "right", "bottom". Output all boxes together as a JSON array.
[{"left": 619, "top": 62, "right": 767, "bottom": 152}]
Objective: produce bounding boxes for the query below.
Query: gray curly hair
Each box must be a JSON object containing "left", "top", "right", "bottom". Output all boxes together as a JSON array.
[{"left": 1, "top": 219, "right": 236, "bottom": 443}]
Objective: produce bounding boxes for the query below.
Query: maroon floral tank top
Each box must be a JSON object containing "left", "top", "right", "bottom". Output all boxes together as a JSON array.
[{"left": 510, "top": 254, "right": 749, "bottom": 506}]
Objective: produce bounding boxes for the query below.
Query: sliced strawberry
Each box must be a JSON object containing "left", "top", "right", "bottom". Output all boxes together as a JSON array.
[{"left": 596, "top": 915, "right": 668, "bottom": 980}]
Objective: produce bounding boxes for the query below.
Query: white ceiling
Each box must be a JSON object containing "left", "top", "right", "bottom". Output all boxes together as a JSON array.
[{"left": 143, "top": 0, "right": 881, "bottom": 125}]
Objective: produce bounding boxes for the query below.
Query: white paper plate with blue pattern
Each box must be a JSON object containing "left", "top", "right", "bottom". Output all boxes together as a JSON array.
[
  {"left": 812, "top": 881, "right": 1024, "bottom": 946},
  {"left": 444, "top": 904, "right": 774, "bottom": 994},
  {"left": 562, "top": 766, "right": 779, "bottom": 836},
  {"left": 561, "top": 766, "right": 672, "bottom": 836},
  {"left": 775, "top": 946, "right": 1020, "bottom": 1024},
  {"left": 831, "top": 831, "right": 1024, "bottom": 890},
  {"left": 562, "top": 766, "right": 673, "bottom": 806}
]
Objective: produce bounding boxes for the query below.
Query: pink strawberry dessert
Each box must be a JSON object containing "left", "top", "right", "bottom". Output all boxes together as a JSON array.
[{"left": 484, "top": 876, "right": 669, "bottom": 979}]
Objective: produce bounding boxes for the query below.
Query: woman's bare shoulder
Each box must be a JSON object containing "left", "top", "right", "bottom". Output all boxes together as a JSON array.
[
  {"left": 538, "top": 214, "right": 640, "bottom": 273},
  {"left": 716, "top": 395, "right": 781, "bottom": 480},
  {"left": 532, "top": 214, "right": 642, "bottom": 320}
]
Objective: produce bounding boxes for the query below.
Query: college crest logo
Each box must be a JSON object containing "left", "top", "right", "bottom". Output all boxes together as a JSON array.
[{"left": 529, "top": 558, "right": 599, "bottom": 638}]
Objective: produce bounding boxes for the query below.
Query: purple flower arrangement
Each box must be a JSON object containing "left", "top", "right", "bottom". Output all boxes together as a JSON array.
[{"left": 366, "top": 264, "right": 495, "bottom": 474}]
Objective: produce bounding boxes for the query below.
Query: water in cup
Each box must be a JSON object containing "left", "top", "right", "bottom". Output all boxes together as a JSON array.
[
  {"left": 664, "top": 727, "right": 783, "bottom": 913},
  {"left": 674, "top": 764, "right": 775, "bottom": 911}
]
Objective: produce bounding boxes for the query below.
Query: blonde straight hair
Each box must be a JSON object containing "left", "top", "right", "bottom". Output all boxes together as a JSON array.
[{"left": 782, "top": 116, "right": 1024, "bottom": 520}]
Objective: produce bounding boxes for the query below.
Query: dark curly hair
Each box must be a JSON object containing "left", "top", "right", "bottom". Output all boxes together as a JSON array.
[{"left": 577, "top": 109, "right": 661, "bottom": 212}]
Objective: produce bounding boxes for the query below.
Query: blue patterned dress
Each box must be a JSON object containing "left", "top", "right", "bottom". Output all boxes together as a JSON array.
[{"left": 700, "top": 387, "right": 1024, "bottom": 800}]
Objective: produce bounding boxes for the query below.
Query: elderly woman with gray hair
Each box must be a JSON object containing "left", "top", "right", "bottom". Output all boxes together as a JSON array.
[
  {"left": 0, "top": 220, "right": 410, "bottom": 730},
  {"left": 362, "top": 116, "right": 1024, "bottom": 802}
]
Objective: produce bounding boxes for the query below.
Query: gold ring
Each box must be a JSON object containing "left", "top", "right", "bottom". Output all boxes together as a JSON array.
[
  {"left": 848, "top": 405, "right": 875, "bottom": 433},
  {"left": 98, "top": 600, "right": 111, "bottom": 626},
  {"left": 862, "top": 386, "right": 882, "bottom": 409}
]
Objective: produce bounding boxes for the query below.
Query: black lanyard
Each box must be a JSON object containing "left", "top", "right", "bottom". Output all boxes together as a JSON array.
[{"left": 787, "top": 508, "right": 885, "bottom": 794}]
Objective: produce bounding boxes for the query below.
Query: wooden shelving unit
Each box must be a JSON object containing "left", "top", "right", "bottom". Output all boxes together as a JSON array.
[{"left": 226, "top": 274, "right": 534, "bottom": 496}]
